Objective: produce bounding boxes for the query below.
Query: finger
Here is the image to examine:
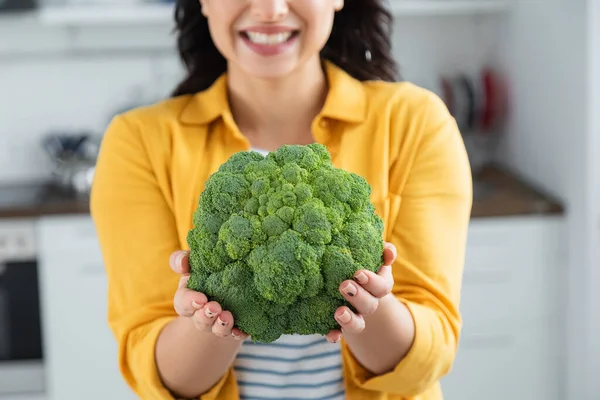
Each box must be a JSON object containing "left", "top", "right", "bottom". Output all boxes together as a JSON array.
[
  {"left": 231, "top": 327, "right": 249, "bottom": 341},
  {"left": 334, "top": 306, "right": 365, "bottom": 334},
  {"left": 352, "top": 264, "right": 394, "bottom": 298},
  {"left": 212, "top": 311, "right": 234, "bottom": 338},
  {"left": 177, "top": 273, "right": 190, "bottom": 290},
  {"left": 325, "top": 330, "right": 342, "bottom": 343},
  {"left": 170, "top": 250, "right": 190, "bottom": 274},
  {"left": 192, "top": 301, "right": 222, "bottom": 331},
  {"left": 339, "top": 280, "right": 379, "bottom": 316},
  {"left": 173, "top": 281, "right": 208, "bottom": 317},
  {"left": 383, "top": 242, "right": 397, "bottom": 266}
]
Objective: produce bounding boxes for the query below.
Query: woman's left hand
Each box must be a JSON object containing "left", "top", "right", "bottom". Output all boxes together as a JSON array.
[{"left": 325, "top": 242, "right": 397, "bottom": 343}]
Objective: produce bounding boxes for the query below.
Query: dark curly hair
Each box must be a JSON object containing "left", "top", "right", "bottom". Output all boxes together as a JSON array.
[{"left": 170, "top": 0, "right": 400, "bottom": 97}]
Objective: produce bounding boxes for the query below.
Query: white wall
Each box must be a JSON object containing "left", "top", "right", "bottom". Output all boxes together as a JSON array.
[
  {"left": 586, "top": 0, "right": 600, "bottom": 396},
  {"left": 0, "top": 54, "right": 160, "bottom": 181},
  {"left": 497, "top": 0, "right": 587, "bottom": 202},
  {"left": 497, "top": 0, "right": 594, "bottom": 398},
  {"left": 391, "top": 14, "right": 505, "bottom": 92},
  {"left": 0, "top": 13, "right": 182, "bottom": 183},
  {"left": 0, "top": 11, "right": 503, "bottom": 183}
]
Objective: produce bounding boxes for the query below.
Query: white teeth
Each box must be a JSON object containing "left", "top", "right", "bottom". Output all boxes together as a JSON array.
[{"left": 246, "top": 31, "right": 292, "bottom": 45}]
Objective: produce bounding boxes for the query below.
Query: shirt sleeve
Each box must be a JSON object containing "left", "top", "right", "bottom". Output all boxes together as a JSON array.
[
  {"left": 342, "top": 92, "right": 473, "bottom": 396},
  {"left": 90, "top": 114, "right": 232, "bottom": 400}
]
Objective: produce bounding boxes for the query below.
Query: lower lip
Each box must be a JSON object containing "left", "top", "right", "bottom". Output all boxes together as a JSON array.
[{"left": 240, "top": 33, "right": 298, "bottom": 57}]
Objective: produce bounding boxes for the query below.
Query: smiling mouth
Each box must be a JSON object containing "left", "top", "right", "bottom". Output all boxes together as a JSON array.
[{"left": 240, "top": 31, "right": 300, "bottom": 46}]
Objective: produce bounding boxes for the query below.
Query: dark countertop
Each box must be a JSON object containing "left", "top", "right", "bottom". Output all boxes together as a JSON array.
[
  {"left": 470, "top": 165, "right": 564, "bottom": 218},
  {"left": 0, "top": 165, "right": 564, "bottom": 220},
  {"left": 0, "top": 182, "right": 90, "bottom": 219}
]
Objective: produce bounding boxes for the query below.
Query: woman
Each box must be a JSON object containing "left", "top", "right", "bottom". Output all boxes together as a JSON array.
[{"left": 90, "top": 0, "right": 473, "bottom": 399}]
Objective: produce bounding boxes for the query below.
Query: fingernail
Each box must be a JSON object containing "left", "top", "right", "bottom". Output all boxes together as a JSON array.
[
  {"left": 192, "top": 300, "right": 203, "bottom": 309},
  {"left": 217, "top": 317, "right": 227, "bottom": 326},
  {"left": 342, "top": 282, "right": 357, "bottom": 297},
  {"left": 205, "top": 307, "right": 216, "bottom": 318},
  {"left": 232, "top": 331, "right": 239, "bottom": 339},
  {"left": 336, "top": 309, "right": 351, "bottom": 324},
  {"left": 354, "top": 271, "right": 368, "bottom": 284}
]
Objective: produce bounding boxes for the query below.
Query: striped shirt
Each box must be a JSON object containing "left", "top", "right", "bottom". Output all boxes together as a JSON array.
[
  {"left": 235, "top": 148, "right": 345, "bottom": 400},
  {"left": 234, "top": 334, "right": 345, "bottom": 400}
]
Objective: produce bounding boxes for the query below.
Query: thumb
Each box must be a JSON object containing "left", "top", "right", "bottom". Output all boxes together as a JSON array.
[{"left": 170, "top": 250, "right": 190, "bottom": 274}]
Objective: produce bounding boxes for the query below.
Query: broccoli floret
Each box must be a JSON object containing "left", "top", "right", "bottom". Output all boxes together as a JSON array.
[{"left": 187, "top": 143, "right": 384, "bottom": 342}]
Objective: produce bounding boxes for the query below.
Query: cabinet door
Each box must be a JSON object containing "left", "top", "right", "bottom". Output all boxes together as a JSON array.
[
  {"left": 440, "top": 217, "right": 564, "bottom": 400},
  {"left": 441, "top": 321, "right": 561, "bottom": 400},
  {"left": 37, "top": 216, "right": 138, "bottom": 400}
]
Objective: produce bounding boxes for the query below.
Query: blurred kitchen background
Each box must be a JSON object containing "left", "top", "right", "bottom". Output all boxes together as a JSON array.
[{"left": 0, "top": 0, "right": 599, "bottom": 399}]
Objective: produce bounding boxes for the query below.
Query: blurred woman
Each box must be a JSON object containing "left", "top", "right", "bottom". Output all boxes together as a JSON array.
[{"left": 90, "top": 0, "right": 473, "bottom": 399}]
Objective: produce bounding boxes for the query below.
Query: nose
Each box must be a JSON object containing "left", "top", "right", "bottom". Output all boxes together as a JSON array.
[{"left": 250, "top": 0, "right": 288, "bottom": 21}]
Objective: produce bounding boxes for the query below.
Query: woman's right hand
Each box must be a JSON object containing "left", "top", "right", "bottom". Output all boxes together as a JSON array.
[{"left": 169, "top": 250, "right": 249, "bottom": 341}]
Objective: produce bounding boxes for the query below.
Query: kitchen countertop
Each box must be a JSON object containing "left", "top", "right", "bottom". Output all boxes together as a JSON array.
[
  {"left": 0, "top": 182, "right": 90, "bottom": 219},
  {"left": 470, "top": 165, "right": 564, "bottom": 217},
  {"left": 0, "top": 165, "right": 564, "bottom": 220}
]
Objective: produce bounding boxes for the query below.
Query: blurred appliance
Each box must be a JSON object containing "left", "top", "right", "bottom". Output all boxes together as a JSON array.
[
  {"left": 0, "top": 218, "right": 44, "bottom": 395},
  {"left": 0, "top": 0, "right": 37, "bottom": 11},
  {"left": 42, "top": 133, "right": 101, "bottom": 197}
]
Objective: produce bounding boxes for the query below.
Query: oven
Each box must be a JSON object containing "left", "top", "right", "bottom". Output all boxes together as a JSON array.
[{"left": 0, "top": 218, "right": 45, "bottom": 395}]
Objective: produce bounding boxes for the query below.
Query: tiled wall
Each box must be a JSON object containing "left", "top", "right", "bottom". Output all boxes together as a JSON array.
[{"left": 0, "top": 11, "right": 503, "bottom": 183}]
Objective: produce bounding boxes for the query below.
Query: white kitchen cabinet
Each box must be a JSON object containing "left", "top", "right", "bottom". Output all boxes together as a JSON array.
[
  {"left": 36, "top": 215, "right": 137, "bottom": 400},
  {"left": 34, "top": 213, "right": 565, "bottom": 400},
  {"left": 36, "top": 1, "right": 513, "bottom": 28},
  {"left": 441, "top": 215, "right": 565, "bottom": 400}
]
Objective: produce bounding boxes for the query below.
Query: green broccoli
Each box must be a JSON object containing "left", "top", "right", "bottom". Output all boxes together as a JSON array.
[{"left": 186, "top": 143, "right": 384, "bottom": 343}]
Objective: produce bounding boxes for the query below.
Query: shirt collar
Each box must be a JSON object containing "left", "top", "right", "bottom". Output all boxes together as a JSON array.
[{"left": 179, "top": 60, "right": 367, "bottom": 125}]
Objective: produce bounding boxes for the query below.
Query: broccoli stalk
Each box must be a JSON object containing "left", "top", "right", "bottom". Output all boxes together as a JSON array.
[{"left": 186, "top": 143, "right": 384, "bottom": 343}]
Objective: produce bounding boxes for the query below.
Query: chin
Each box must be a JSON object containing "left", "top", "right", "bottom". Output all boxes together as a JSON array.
[{"left": 237, "top": 59, "right": 304, "bottom": 81}]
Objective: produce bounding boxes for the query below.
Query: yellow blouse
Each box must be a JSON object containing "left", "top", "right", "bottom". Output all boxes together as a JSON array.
[{"left": 90, "top": 60, "right": 473, "bottom": 400}]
